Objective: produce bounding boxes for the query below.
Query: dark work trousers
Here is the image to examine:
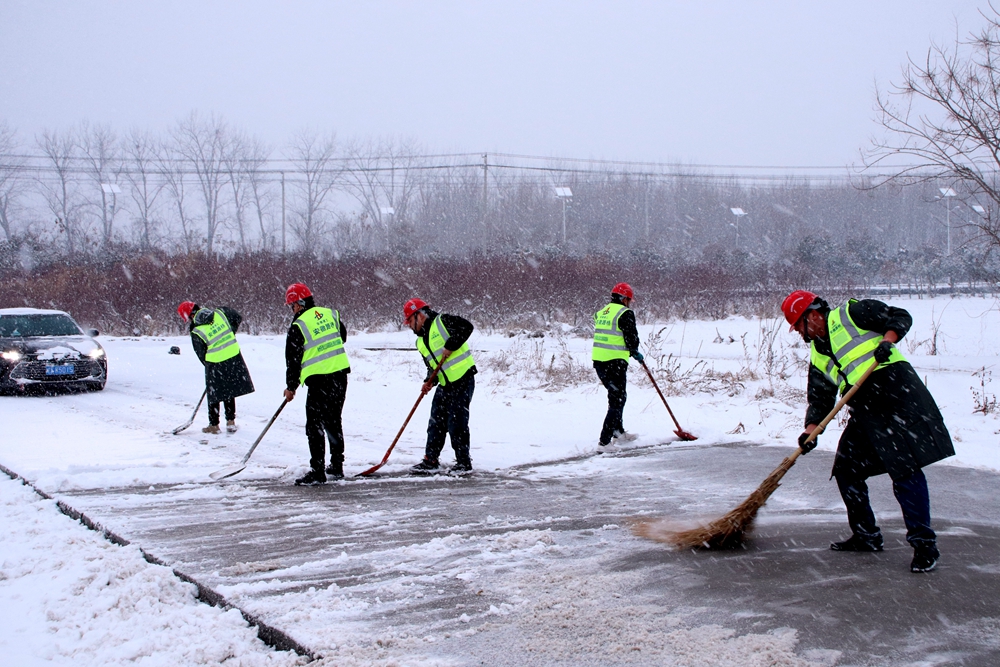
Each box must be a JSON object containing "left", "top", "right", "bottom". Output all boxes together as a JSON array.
[
  {"left": 304, "top": 371, "right": 348, "bottom": 474},
  {"left": 208, "top": 398, "right": 236, "bottom": 425},
  {"left": 836, "top": 469, "right": 936, "bottom": 548},
  {"left": 425, "top": 373, "right": 475, "bottom": 467},
  {"left": 594, "top": 359, "right": 628, "bottom": 445}
]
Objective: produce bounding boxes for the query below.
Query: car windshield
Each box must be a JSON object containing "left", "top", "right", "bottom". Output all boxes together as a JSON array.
[{"left": 0, "top": 314, "right": 83, "bottom": 337}]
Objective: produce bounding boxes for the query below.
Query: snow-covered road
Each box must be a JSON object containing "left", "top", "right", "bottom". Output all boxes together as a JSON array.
[
  {"left": 3, "top": 295, "right": 1000, "bottom": 665},
  {"left": 29, "top": 441, "right": 1000, "bottom": 666}
]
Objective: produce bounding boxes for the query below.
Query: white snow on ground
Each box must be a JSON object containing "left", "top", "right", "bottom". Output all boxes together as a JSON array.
[
  {"left": 0, "top": 294, "right": 997, "bottom": 664},
  {"left": 0, "top": 475, "right": 302, "bottom": 666}
]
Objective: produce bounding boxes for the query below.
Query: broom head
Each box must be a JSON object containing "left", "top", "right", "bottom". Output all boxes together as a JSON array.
[{"left": 632, "top": 451, "right": 799, "bottom": 549}]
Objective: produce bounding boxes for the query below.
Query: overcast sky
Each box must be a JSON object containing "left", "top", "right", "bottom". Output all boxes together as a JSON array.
[{"left": 0, "top": 1, "right": 989, "bottom": 168}]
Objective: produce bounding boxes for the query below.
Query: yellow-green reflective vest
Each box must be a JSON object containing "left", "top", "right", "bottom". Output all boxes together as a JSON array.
[
  {"left": 416, "top": 315, "right": 475, "bottom": 386},
  {"left": 193, "top": 310, "right": 240, "bottom": 364},
  {"left": 810, "top": 299, "right": 905, "bottom": 394},
  {"left": 294, "top": 307, "right": 350, "bottom": 384},
  {"left": 592, "top": 302, "right": 630, "bottom": 362}
]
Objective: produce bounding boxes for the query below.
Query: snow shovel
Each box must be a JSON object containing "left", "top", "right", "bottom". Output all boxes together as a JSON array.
[
  {"left": 171, "top": 388, "right": 207, "bottom": 435},
  {"left": 639, "top": 360, "right": 697, "bottom": 441},
  {"left": 210, "top": 399, "right": 288, "bottom": 481},
  {"left": 634, "top": 359, "right": 880, "bottom": 550},
  {"left": 356, "top": 356, "right": 448, "bottom": 477}
]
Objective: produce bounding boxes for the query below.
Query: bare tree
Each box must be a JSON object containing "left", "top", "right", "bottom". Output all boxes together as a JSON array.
[
  {"left": 241, "top": 136, "right": 274, "bottom": 251},
  {"left": 340, "top": 136, "right": 423, "bottom": 251},
  {"left": 285, "top": 130, "right": 342, "bottom": 253},
  {"left": 223, "top": 130, "right": 252, "bottom": 252},
  {"left": 171, "top": 112, "right": 231, "bottom": 255},
  {"left": 158, "top": 146, "right": 197, "bottom": 255},
  {"left": 122, "top": 127, "right": 166, "bottom": 250},
  {"left": 37, "top": 129, "right": 85, "bottom": 255},
  {"left": 77, "top": 122, "right": 123, "bottom": 249},
  {"left": 864, "top": 7, "right": 1000, "bottom": 249},
  {"left": 0, "top": 122, "right": 26, "bottom": 242}
]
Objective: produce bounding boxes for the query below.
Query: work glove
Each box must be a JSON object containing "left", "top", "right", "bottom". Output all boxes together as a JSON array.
[
  {"left": 873, "top": 340, "right": 893, "bottom": 364},
  {"left": 798, "top": 431, "right": 818, "bottom": 454},
  {"left": 630, "top": 350, "right": 644, "bottom": 362}
]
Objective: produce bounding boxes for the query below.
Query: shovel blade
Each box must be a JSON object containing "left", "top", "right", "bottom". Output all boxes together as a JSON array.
[
  {"left": 355, "top": 462, "right": 385, "bottom": 477},
  {"left": 674, "top": 428, "right": 698, "bottom": 441},
  {"left": 209, "top": 463, "right": 246, "bottom": 480}
]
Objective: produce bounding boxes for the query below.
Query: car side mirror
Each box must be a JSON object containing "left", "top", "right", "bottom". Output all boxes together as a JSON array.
[{"left": 87, "top": 328, "right": 100, "bottom": 337}]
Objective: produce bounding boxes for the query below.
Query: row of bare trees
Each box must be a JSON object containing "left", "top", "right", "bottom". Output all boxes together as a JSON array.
[
  {"left": 0, "top": 113, "right": 433, "bottom": 258},
  {"left": 0, "top": 111, "right": 994, "bottom": 279}
]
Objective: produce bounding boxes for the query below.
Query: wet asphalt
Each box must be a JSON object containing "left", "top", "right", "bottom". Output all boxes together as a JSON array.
[{"left": 59, "top": 441, "right": 1000, "bottom": 665}]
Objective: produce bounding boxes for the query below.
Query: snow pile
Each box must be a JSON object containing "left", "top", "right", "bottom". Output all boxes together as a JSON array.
[{"left": 0, "top": 474, "right": 302, "bottom": 667}]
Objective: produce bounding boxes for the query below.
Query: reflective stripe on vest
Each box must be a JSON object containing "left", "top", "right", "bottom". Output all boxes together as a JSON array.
[
  {"left": 592, "top": 302, "right": 630, "bottom": 362},
  {"left": 192, "top": 310, "right": 240, "bottom": 363},
  {"left": 415, "top": 315, "right": 475, "bottom": 386},
  {"left": 810, "top": 299, "right": 906, "bottom": 393},
  {"left": 294, "top": 307, "right": 350, "bottom": 383}
]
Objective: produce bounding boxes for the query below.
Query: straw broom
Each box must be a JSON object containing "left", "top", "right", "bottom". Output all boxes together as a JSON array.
[{"left": 633, "top": 360, "right": 879, "bottom": 550}]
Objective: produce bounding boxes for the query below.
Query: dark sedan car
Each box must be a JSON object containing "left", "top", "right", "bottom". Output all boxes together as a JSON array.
[{"left": 0, "top": 308, "right": 107, "bottom": 392}]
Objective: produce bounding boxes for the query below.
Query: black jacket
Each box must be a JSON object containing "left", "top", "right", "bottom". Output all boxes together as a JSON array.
[
  {"left": 415, "top": 308, "right": 477, "bottom": 382},
  {"left": 285, "top": 297, "right": 350, "bottom": 392},
  {"left": 805, "top": 299, "right": 954, "bottom": 481},
  {"left": 189, "top": 306, "right": 255, "bottom": 403}
]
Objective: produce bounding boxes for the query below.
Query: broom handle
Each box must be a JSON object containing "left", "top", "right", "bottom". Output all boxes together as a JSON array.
[
  {"left": 639, "top": 360, "right": 685, "bottom": 432},
  {"left": 356, "top": 356, "right": 447, "bottom": 476},
  {"left": 792, "top": 359, "right": 880, "bottom": 459}
]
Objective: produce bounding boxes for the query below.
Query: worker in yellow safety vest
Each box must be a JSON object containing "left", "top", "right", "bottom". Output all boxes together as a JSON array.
[
  {"left": 592, "top": 282, "right": 643, "bottom": 448},
  {"left": 282, "top": 283, "right": 351, "bottom": 486},
  {"left": 403, "top": 297, "right": 477, "bottom": 475},
  {"left": 177, "top": 301, "right": 255, "bottom": 434},
  {"left": 783, "top": 290, "right": 954, "bottom": 573}
]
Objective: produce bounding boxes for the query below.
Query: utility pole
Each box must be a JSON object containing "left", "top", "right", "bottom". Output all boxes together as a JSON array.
[
  {"left": 281, "top": 171, "right": 286, "bottom": 255},
  {"left": 644, "top": 174, "right": 650, "bottom": 240},
  {"left": 730, "top": 207, "right": 747, "bottom": 250},
  {"left": 482, "top": 153, "right": 488, "bottom": 229},
  {"left": 554, "top": 187, "right": 573, "bottom": 244},
  {"left": 939, "top": 187, "right": 956, "bottom": 256}
]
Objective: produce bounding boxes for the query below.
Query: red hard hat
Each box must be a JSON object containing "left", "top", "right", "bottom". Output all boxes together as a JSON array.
[
  {"left": 403, "top": 297, "right": 428, "bottom": 322},
  {"left": 177, "top": 301, "right": 196, "bottom": 323},
  {"left": 285, "top": 282, "right": 312, "bottom": 305},
  {"left": 781, "top": 289, "right": 818, "bottom": 328},
  {"left": 611, "top": 282, "right": 634, "bottom": 300}
]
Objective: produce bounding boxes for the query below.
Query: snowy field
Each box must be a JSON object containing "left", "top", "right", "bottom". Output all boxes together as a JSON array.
[{"left": 1, "top": 294, "right": 999, "bottom": 665}]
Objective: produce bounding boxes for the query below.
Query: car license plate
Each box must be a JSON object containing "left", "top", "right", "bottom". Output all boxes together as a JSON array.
[{"left": 45, "top": 364, "right": 74, "bottom": 376}]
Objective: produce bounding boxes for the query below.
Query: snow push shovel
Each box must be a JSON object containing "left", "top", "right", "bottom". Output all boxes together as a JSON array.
[
  {"left": 639, "top": 360, "right": 697, "bottom": 441},
  {"left": 210, "top": 399, "right": 288, "bottom": 481},
  {"left": 356, "top": 356, "right": 448, "bottom": 477},
  {"left": 171, "top": 388, "right": 207, "bottom": 435}
]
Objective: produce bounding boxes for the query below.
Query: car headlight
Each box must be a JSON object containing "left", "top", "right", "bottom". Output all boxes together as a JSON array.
[
  {"left": 1, "top": 350, "right": 21, "bottom": 362},
  {"left": 87, "top": 348, "right": 105, "bottom": 359}
]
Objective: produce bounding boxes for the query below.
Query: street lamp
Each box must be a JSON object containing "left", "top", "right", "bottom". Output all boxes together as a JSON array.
[
  {"left": 730, "top": 207, "right": 747, "bottom": 250},
  {"left": 554, "top": 187, "right": 573, "bottom": 244},
  {"left": 939, "top": 187, "right": 956, "bottom": 256}
]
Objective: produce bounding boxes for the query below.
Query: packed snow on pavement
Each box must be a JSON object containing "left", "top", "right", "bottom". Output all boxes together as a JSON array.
[{"left": 1, "top": 294, "right": 999, "bottom": 665}]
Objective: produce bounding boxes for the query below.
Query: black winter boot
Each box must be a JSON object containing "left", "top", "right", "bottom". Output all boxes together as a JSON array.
[
  {"left": 830, "top": 534, "right": 884, "bottom": 552},
  {"left": 910, "top": 544, "right": 940, "bottom": 573},
  {"left": 325, "top": 462, "right": 344, "bottom": 479},
  {"left": 410, "top": 457, "right": 440, "bottom": 475},
  {"left": 295, "top": 469, "right": 327, "bottom": 486}
]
